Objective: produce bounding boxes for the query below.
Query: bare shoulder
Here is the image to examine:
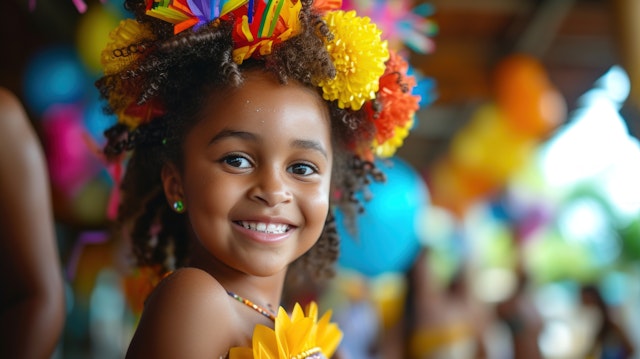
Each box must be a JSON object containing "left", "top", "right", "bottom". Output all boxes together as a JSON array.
[
  {"left": 0, "top": 87, "right": 44, "bottom": 174},
  {"left": 0, "top": 87, "right": 20, "bottom": 109},
  {"left": 0, "top": 87, "right": 28, "bottom": 133},
  {"left": 126, "top": 267, "right": 238, "bottom": 359}
]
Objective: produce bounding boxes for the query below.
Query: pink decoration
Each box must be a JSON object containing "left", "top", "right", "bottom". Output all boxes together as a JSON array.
[
  {"left": 80, "top": 128, "right": 123, "bottom": 221},
  {"left": 72, "top": 0, "right": 87, "bottom": 13},
  {"left": 341, "top": 0, "right": 437, "bottom": 54},
  {"left": 516, "top": 204, "right": 552, "bottom": 243},
  {"left": 28, "top": 0, "right": 105, "bottom": 13},
  {"left": 105, "top": 162, "right": 122, "bottom": 220},
  {"left": 42, "top": 104, "right": 101, "bottom": 197}
]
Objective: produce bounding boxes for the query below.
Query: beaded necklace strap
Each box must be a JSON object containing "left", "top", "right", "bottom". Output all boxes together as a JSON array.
[{"left": 226, "top": 290, "right": 276, "bottom": 321}]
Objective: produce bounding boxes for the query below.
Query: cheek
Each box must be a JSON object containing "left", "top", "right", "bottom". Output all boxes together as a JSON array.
[
  {"left": 183, "top": 172, "right": 237, "bottom": 223},
  {"left": 301, "top": 184, "right": 331, "bottom": 231}
]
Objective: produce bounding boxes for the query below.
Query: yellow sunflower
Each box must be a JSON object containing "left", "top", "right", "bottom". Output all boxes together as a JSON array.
[
  {"left": 229, "top": 302, "right": 343, "bottom": 359},
  {"left": 318, "top": 10, "right": 389, "bottom": 110}
]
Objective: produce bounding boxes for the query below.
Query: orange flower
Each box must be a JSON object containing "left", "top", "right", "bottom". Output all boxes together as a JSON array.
[{"left": 365, "top": 50, "right": 420, "bottom": 157}]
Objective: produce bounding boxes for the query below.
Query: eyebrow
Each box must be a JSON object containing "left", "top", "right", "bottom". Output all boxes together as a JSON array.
[
  {"left": 208, "top": 129, "right": 328, "bottom": 158},
  {"left": 291, "top": 139, "right": 328, "bottom": 159},
  {"left": 208, "top": 129, "right": 257, "bottom": 145}
]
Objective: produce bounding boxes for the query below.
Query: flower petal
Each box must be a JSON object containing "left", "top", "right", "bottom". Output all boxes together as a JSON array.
[
  {"left": 227, "top": 302, "right": 343, "bottom": 359},
  {"left": 319, "top": 10, "right": 389, "bottom": 110}
]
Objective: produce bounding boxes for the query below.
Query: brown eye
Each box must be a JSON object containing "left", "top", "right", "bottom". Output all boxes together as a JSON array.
[
  {"left": 222, "top": 154, "right": 252, "bottom": 168},
  {"left": 288, "top": 163, "right": 317, "bottom": 176}
]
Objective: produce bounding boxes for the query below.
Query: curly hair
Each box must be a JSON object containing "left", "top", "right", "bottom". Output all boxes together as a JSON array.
[{"left": 97, "top": 0, "right": 386, "bottom": 282}]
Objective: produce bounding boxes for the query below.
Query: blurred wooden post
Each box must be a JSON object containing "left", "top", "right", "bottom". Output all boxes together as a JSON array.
[{"left": 611, "top": 0, "right": 640, "bottom": 137}]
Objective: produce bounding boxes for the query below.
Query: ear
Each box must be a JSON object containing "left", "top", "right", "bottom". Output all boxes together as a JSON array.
[{"left": 161, "top": 162, "right": 184, "bottom": 206}]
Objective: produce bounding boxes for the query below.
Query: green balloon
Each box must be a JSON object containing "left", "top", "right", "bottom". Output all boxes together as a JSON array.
[{"left": 619, "top": 219, "right": 640, "bottom": 261}]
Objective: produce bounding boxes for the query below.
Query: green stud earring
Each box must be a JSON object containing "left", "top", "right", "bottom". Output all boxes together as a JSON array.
[{"left": 172, "top": 200, "right": 185, "bottom": 213}]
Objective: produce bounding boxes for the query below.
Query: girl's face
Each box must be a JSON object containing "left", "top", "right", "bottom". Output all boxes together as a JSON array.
[{"left": 163, "top": 71, "right": 333, "bottom": 277}]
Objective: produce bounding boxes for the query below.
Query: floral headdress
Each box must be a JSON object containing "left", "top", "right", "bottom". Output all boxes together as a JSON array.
[{"left": 101, "top": 0, "right": 420, "bottom": 159}]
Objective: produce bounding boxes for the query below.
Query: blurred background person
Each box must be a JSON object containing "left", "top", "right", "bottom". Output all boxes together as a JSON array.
[
  {"left": 580, "top": 284, "right": 636, "bottom": 359},
  {"left": 407, "top": 248, "right": 491, "bottom": 359},
  {"left": 495, "top": 261, "right": 544, "bottom": 359}
]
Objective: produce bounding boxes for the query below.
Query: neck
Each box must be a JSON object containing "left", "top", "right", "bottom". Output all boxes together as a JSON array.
[{"left": 187, "top": 237, "right": 287, "bottom": 310}]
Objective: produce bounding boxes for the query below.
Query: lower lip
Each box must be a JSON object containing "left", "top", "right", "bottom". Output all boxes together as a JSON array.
[{"left": 233, "top": 223, "right": 293, "bottom": 244}]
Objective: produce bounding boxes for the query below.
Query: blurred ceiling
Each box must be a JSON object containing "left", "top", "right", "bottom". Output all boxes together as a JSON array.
[
  {"left": 400, "top": 0, "right": 621, "bottom": 169},
  {"left": 0, "top": 0, "right": 625, "bottom": 170}
]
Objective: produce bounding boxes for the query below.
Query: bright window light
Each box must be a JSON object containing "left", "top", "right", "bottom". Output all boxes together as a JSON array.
[{"left": 539, "top": 66, "right": 640, "bottom": 219}]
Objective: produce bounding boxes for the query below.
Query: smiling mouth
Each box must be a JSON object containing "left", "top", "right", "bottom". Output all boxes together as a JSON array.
[{"left": 237, "top": 221, "right": 291, "bottom": 234}]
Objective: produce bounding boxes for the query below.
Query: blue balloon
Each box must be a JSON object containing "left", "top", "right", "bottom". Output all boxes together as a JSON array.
[
  {"left": 23, "top": 45, "right": 88, "bottom": 116},
  {"left": 407, "top": 65, "right": 438, "bottom": 107},
  {"left": 336, "top": 157, "right": 429, "bottom": 277},
  {"left": 83, "top": 95, "right": 117, "bottom": 145}
]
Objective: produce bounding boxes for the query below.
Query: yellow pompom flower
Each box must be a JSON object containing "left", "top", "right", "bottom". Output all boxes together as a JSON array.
[
  {"left": 319, "top": 10, "right": 389, "bottom": 110},
  {"left": 229, "top": 302, "right": 343, "bottom": 359},
  {"left": 101, "top": 19, "right": 154, "bottom": 76}
]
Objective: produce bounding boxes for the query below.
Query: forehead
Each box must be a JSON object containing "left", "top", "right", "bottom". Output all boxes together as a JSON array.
[
  {"left": 228, "top": 72, "right": 317, "bottom": 104},
  {"left": 191, "top": 70, "right": 332, "bottom": 144}
]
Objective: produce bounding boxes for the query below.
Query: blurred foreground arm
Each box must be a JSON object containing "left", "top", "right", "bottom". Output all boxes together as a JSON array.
[{"left": 0, "top": 87, "right": 65, "bottom": 358}]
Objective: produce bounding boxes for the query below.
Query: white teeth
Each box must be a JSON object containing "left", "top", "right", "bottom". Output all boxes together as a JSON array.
[{"left": 240, "top": 221, "right": 289, "bottom": 234}]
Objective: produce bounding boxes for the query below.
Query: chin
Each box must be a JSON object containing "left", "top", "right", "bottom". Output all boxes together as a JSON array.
[{"left": 242, "top": 260, "right": 291, "bottom": 277}]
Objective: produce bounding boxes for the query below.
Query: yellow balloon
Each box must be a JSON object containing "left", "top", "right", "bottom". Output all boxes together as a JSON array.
[
  {"left": 451, "top": 103, "right": 536, "bottom": 183},
  {"left": 76, "top": 6, "right": 121, "bottom": 75},
  {"left": 71, "top": 178, "right": 110, "bottom": 226},
  {"left": 370, "top": 273, "right": 407, "bottom": 330}
]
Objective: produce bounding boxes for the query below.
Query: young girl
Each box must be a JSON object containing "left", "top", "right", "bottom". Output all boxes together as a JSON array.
[{"left": 96, "top": 0, "right": 420, "bottom": 357}]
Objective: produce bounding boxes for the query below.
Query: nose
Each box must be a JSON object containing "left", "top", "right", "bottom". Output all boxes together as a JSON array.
[{"left": 248, "top": 166, "right": 292, "bottom": 207}]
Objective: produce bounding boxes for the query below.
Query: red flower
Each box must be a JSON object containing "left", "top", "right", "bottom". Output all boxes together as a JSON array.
[{"left": 365, "top": 50, "right": 420, "bottom": 146}]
